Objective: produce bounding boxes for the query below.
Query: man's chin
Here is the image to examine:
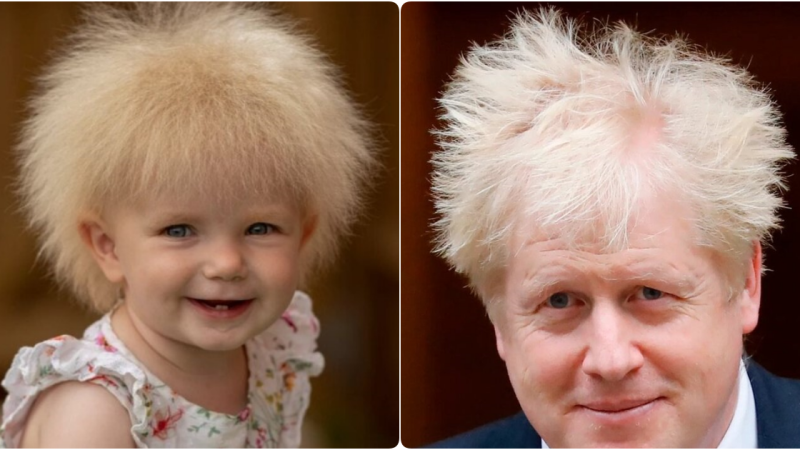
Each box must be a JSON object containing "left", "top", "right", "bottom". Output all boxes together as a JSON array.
[
  {"left": 544, "top": 399, "right": 679, "bottom": 447},
  {"left": 555, "top": 434, "right": 678, "bottom": 449},
  {"left": 545, "top": 420, "right": 680, "bottom": 448}
]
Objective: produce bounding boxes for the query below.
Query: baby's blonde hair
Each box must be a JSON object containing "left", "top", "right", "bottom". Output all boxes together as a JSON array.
[
  {"left": 433, "top": 8, "right": 795, "bottom": 304},
  {"left": 17, "top": 3, "right": 375, "bottom": 312}
]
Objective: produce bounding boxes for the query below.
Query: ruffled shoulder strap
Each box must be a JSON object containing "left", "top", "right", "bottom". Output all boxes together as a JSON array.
[
  {"left": 246, "top": 291, "right": 324, "bottom": 448},
  {"left": 0, "top": 318, "right": 151, "bottom": 448}
]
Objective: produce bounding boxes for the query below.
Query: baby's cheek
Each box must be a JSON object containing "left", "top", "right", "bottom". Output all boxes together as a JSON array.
[
  {"left": 261, "top": 249, "right": 303, "bottom": 283},
  {"left": 126, "top": 253, "right": 183, "bottom": 288},
  {"left": 141, "top": 255, "right": 189, "bottom": 280}
]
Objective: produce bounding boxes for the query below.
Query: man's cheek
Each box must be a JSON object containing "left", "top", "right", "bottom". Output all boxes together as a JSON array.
[
  {"left": 506, "top": 341, "right": 558, "bottom": 399},
  {"left": 505, "top": 355, "right": 535, "bottom": 391}
]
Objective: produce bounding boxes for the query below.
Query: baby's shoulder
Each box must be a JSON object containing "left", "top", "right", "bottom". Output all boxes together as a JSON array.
[
  {"left": 3, "top": 323, "right": 145, "bottom": 393},
  {"left": 19, "top": 380, "right": 135, "bottom": 448},
  {"left": 0, "top": 323, "right": 148, "bottom": 447}
]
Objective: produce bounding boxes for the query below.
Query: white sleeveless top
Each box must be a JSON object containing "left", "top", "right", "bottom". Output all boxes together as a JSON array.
[{"left": 0, "top": 291, "right": 324, "bottom": 448}]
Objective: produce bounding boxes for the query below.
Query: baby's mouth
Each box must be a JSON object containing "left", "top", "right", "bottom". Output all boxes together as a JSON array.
[{"left": 188, "top": 298, "right": 254, "bottom": 311}]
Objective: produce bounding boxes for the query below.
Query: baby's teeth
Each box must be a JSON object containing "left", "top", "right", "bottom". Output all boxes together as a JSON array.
[{"left": 214, "top": 304, "right": 229, "bottom": 311}]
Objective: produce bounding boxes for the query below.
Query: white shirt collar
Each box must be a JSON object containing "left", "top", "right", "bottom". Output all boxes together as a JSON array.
[
  {"left": 717, "top": 359, "right": 757, "bottom": 448},
  {"left": 541, "top": 360, "right": 757, "bottom": 448}
]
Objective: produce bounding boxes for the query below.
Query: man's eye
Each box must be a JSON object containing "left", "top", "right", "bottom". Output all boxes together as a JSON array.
[
  {"left": 247, "top": 222, "right": 276, "bottom": 235},
  {"left": 640, "top": 286, "right": 664, "bottom": 300},
  {"left": 163, "top": 225, "right": 192, "bottom": 238},
  {"left": 547, "top": 292, "right": 572, "bottom": 309}
]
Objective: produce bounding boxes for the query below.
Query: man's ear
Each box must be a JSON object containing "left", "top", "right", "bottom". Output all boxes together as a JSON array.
[
  {"left": 494, "top": 324, "right": 507, "bottom": 361},
  {"left": 78, "top": 219, "right": 124, "bottom": 284},
  {"left": 740, "top": 240, "right": 762, "bottom": 335}
]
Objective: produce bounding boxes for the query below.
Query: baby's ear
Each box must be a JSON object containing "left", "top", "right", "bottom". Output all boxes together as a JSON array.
[
  {"left": 78, "top": 218, "right": 124, "bottom": 284},
  {"left": 300, "top": 215, "right": 318, "bottom": 249}
]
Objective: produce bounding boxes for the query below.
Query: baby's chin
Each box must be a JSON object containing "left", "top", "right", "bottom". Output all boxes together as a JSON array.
[{"left": 179, "top": 325, "right": 261, "bottom": 353}]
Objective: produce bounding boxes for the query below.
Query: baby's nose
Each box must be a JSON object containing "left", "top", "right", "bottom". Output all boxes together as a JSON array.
[{"left": 202, "top": 241, "right": 248, "bottom": 281}]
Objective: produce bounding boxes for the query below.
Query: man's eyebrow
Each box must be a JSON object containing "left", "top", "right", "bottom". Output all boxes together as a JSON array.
[
  {"left": 519, "top": 266, "right": 572, "bottom": 296},
  {"left": 607, "top": 272, "right": 698, "bottom": 294},
  {"left": 519, "top": 262, "right": 699, "bottom": 296},
  {"left": 605, "top": 261, "right": 700, "bottom": 291}
]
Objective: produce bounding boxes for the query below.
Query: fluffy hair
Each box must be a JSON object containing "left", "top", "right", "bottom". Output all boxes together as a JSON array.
[
  {"left": 432, "top": 8, "right": 795, "bottom": 303},
  {"left": 17, "top": 3, "right": 375, "bottom": 312}
]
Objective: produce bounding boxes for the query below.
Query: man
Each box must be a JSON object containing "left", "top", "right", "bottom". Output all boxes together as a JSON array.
[{"left": 429, "top": 8, "right": 799, "bottom": 448}]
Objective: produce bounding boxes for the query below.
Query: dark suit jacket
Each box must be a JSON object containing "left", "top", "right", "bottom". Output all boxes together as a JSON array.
[{"left": 429, "top": 362, "right": 800, "bottom": 448}]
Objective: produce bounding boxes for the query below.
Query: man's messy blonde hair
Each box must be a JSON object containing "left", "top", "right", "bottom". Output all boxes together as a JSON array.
[
  {"left": 17, "top": 3, "right": 375, "bottom": 312},
  {"left": 432, "top": 8, "right": 795, "bottom": 304}
]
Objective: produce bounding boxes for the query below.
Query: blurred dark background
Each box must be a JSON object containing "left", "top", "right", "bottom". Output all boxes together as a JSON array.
[
  {"left": 401, "top": 2, "right": 800, "bottom": 447},
  {"left": 0, "top": 2, "right": 398, "bottom": 448}
]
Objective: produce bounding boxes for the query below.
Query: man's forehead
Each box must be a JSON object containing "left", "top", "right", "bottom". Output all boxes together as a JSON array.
[
  {"left": 521, "top": 244, "right": 686, "bottom": 271},
  {"left": 509, "top": 233, "right": 709, "bottom": 292},
  {"left": 512, "top": 226, "right": 687, "bottom": 257},
  {"left": 510, "top": 187, "right": 698, "bottom": 255}
]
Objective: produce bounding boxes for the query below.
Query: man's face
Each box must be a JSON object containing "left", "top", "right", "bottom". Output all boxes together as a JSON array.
[{"left": 493, "top": 197, "right": 761, "bottom": 448}]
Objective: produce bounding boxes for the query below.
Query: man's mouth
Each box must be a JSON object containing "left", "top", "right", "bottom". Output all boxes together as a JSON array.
[
  {"left": 582, "top": 398, "right": 661, "bottom": 413},
  {"left": 572, "top": 396, "right": 667, "bottom": 430}
]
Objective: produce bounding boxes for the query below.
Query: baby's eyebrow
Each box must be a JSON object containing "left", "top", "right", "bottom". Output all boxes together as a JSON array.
[{"left": 147, "top": 211, "right": 202, "bottom": 225}]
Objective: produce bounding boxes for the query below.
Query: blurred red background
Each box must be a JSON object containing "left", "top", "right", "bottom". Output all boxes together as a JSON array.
[{"left": 402, "top": 3, "right": 800, "bottom": 447}]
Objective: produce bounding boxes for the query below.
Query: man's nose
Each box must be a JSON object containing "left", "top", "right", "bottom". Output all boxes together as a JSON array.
[
  {"left": 581, "top": 303, "right": 644, "bottom": 381},
  {"left": 202, "top": 239, "right": 248, "bottom": 281}
]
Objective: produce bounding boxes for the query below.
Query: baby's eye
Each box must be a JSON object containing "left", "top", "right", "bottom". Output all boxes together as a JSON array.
[
  {"left": 547, "top": 292, "right": 573, "bottom": 309},
  {"left": 163, "top": 225, "right": 192, "bottom": 238},
  {"left": 247, "top": 222, "right": 276, "bottom": 235},
  {"left": 640, "top": 286, "right": 664, "bottom": 300}
]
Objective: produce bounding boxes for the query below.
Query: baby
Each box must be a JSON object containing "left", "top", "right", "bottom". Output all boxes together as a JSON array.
[{"left": 1, "top": 3, "right": 374, "bottom": 448}]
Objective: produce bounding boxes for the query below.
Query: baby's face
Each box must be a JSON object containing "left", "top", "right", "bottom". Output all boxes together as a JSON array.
[{"left": 96, "top": 193, "right": 311, "bottom": 352}]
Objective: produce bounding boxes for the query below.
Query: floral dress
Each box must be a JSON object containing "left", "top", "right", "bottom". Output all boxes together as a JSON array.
[{"left": 0, "top": 291, "right": 323, "bottom": 448}]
